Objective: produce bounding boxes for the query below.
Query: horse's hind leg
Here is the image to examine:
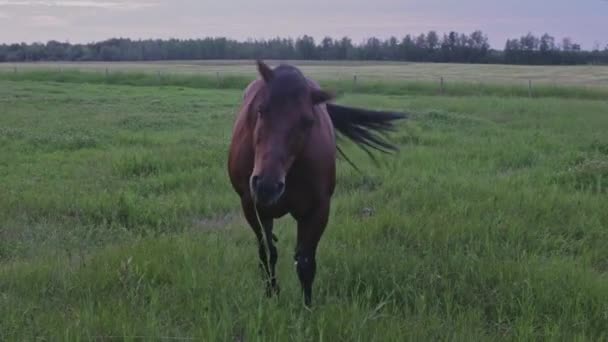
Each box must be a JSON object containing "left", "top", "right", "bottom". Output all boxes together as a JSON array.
[
  {"left": 241, "top": 198, "right": 280, "bottom": 297},
  {"left": 294, "top": 200, "right": 330, "bottom": 307}
]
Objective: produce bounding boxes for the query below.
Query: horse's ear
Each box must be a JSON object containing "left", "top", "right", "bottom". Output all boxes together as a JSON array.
[
  {"left": 256, "top": 60, "right": 274, "bottom": 82},
  {"left": 311, "top": 89, "right": 334, "bottom": 105}
]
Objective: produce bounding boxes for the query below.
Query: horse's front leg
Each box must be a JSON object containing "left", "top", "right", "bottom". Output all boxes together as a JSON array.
[
  {"left": 294, "top": 200, "right": 330, "bottom": 307},
  {"left": 241, "top": 198, "right": 280, "bottom": 297}
]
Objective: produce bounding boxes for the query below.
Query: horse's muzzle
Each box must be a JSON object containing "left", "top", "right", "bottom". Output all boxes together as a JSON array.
[{"left": 250, "top": 175, "right": 285, "bottom": 205}]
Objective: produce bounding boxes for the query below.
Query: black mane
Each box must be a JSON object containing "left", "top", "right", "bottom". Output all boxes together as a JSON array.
[{"left": 255, "top": 61, "right": 408, "bottom": 171}]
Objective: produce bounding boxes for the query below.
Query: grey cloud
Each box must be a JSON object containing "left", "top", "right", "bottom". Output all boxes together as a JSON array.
[
  {"left": 0, "top": 0, "right": 606, "bottom": 48},
  {"left": 26, "top": 14, "right": 69, "bottom": 27},
  {"left": 0, "top": 0, "right": 158, "bottom": 10}
]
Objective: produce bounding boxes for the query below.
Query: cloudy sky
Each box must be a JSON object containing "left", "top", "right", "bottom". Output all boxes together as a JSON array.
[{"left": 0, "top": 0, "right": 606, "bottom": 49}]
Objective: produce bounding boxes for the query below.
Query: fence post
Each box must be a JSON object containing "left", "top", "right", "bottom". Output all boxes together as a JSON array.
[
  {"left": 353, "top": 75, "right": 357, "bottom": 90},
  {"left": 157, "top": 71, "right": 162, "bottom": 84},
  {"left": 216, "top": 72, "right": 221, "bottom": 87},
  {"left": 440, "top": 76, "right": 445, "bottom": 95},
  {"left": 528, "top": 80, "right": 533, "bottom": 98}
]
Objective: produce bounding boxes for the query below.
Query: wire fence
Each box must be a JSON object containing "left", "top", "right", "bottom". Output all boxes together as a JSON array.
[{"left": 2, "top": 66, "right": 607, "bottom": 100}]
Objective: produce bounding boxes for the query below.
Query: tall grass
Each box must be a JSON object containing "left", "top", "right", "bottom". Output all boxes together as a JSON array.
[
  {"left": 2, "top": 69, "right": 608, "bottom": 99},
  {"left": 1, "top": 79, "right": 607, "bottom": 340}
]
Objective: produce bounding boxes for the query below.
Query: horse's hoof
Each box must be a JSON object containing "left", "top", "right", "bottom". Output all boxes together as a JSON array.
[
  {"left": 265, "top": 283, "right": 280, "bottom": 297},
  {"left": 303, "top": 301, "right": 313, "bottom": 311}
]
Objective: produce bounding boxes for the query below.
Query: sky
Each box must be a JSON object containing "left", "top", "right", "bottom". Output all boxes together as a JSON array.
[{"left": 0, "top": 0, "right": 606, "bottom": 49}]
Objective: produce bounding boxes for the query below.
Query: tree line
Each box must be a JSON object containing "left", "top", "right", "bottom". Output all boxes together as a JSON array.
[{"left": 1, "top": 31, "right": 607, "bottom": 65}]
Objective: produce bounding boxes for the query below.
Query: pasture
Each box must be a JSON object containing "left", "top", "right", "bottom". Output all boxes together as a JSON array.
[
  {"left": 1, "top": 62, "right": 608, "bottom": 340},
  {"left": 2, "top": 60, "right": 608, "bottom": 86}
]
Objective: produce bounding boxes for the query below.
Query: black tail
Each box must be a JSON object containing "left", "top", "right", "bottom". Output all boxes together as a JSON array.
[{"left": 326, "top": 103, "right": 407, "bottom": 170}]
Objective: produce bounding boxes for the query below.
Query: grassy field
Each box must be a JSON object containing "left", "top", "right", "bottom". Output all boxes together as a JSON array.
[
  {"left": 1, "top": 66, "right": 608, "bottom": 340},
  {"left": 2, "top": 60, "right": 608, "bottom": 86},
  {"left": 2, "top": 68, "right": 608, "bottom": 101}
]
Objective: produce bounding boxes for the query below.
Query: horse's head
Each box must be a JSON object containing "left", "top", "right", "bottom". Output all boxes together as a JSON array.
[{"left": 249, "top": 60, "right": 333, "bottom": 206}]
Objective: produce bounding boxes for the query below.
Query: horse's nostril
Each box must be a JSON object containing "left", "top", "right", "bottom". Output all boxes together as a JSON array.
[{"left": 251, "top": 176, "right": 284, "bottom": 203}]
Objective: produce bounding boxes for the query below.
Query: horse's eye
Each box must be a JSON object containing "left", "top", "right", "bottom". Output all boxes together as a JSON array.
[
  {"left": 258, "top": 105, "right": 270, "bottom": 118},
  {"left": 257, "top": 103, "right": 267, "bottom": 116}
]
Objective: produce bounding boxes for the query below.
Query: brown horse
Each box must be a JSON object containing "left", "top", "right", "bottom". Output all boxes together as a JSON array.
[{"left": 228, "top": 61, "right": 406, "bottom": 306}]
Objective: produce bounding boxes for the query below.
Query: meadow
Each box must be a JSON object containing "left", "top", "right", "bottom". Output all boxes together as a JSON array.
[
  {"left": 1, "top": 62, "right": 608, "bottom": 340},
  {"left": 3, "top": 60, "right": 608, "bottom": 86}
]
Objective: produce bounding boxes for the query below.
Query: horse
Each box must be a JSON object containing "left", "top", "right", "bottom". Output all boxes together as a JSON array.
[{"left": 227, "top": 60, "right": 406, "bottom": 306}]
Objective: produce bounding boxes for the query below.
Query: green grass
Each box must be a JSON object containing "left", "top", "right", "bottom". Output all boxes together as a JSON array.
[
  {"left": 3, "top": 60, "right": 608, "bottom": 86},
  {"left": 2, "top": 69, "right": 608, "bottom": 100},
  {"left": 1, "top": 77, "right": 608, "bottom": 340}
]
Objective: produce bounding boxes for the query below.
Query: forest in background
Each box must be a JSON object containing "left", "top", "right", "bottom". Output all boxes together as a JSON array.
[{"left": 1, "top": 30, "right": 607, "bottom": 65}]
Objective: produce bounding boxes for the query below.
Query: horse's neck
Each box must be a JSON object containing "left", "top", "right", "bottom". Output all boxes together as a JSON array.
[
  {"left": 237, "top": 80, "right": 264, "bottom": 128},
  {"left": 246, "top": 79, "right": 267, "bottom": 112}
]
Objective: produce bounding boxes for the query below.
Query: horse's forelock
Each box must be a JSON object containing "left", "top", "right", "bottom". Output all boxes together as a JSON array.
[{"left": 267, "top": 66, "right": 310, "bottom": 103}]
